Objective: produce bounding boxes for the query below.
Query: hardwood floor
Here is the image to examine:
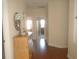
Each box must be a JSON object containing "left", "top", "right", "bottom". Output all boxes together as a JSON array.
[{"left": 29, "top": 39, "right": 68, "bottom": 59}]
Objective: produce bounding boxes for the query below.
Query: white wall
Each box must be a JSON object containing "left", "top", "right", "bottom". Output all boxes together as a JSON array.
[
  {"left": 48, "top": 0, "right": 68, "bottom": 48},
  {"left": 27, "top": 7, "right": 47, "bottom": 17},
  {"left": 3, "top": 0, "right": 27, "bottom": 59},
  {"left": 68, "top": 0, "right": 77, "bottom": 59},
  {"left": 3, "top": 0, "right": 11, "bottom": 59}
]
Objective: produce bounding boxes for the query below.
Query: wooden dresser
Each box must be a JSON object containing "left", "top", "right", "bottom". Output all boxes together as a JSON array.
[{"left": 14, "top": 35, "right": 30, "bottom": 59}]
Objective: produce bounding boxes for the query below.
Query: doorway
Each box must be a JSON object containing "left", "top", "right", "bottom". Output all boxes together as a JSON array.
[{"left": 26, "top": 17, "right": 47, "bottom": 41}]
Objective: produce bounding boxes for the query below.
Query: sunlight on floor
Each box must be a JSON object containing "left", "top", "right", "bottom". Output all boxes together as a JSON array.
[
  {"left": 28, "top": 39, "right": 33, "bottom": 49},
  {"left": 40, "top": 38, "right": 46, "bottom": 49}
]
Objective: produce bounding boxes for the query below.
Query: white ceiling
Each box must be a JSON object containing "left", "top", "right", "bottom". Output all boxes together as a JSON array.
[{"left": 26, "top": 0, "right": 48, "bottom": 8}]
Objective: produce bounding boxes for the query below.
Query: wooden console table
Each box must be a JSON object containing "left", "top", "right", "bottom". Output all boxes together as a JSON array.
[{"left": 14, "top": 35, "right": 30, "bottom": 59}]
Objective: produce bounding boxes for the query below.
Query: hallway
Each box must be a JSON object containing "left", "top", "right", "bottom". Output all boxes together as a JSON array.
[
  {"left": 29, "top": 39, "right": 68, "bottom": 59},
  {"left": 3, "top": 0, "right": 77, "bottom": 59}
]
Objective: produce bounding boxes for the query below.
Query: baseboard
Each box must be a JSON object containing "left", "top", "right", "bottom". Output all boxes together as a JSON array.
[
  {"left": 67, "top": 53, "right": 76, "bottom": 59},
  {"left": 67, "top": 54, "right": 73, "bottom": 59},
  {"left": 67, "top": 53, "right": 70, "bottom": 59},
  {"left": 48, "top": 43, "right": 67, "bottom": 48}
]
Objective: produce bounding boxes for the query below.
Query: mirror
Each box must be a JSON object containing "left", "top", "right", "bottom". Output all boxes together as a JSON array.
[{"left": 14, "top": 12, "right": 24, "bottom": 35}]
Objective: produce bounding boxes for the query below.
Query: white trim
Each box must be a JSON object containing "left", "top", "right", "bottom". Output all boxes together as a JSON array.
[
  {"left": 48, "top": 43, "right": 67, "bottom": 48},
  {"left": 67, "top": 53, "right": 70, "bottom": 59},
  {"left": 67, "top": 54, "right": 74, "bottom": 59}
]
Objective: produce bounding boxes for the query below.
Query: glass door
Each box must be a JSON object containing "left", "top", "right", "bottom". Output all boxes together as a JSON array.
[
  {"left": 25, "top": 17, "right": 33, "bottom": 39},
  {"left": 25, "top": 17, "right": 46, "bottom": 40}
]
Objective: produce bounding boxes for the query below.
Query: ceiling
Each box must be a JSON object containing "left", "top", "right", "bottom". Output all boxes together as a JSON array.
[{"left": 26, "top": 0, "right": 48, "bottom": 8}]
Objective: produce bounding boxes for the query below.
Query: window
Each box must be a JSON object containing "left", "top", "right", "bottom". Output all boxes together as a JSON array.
[
  {"left": 25, "top": 17, "right": 32, "bottom": 30},
  {"left": 40, "top": 19, "right": 45, "bottom": 28}
]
